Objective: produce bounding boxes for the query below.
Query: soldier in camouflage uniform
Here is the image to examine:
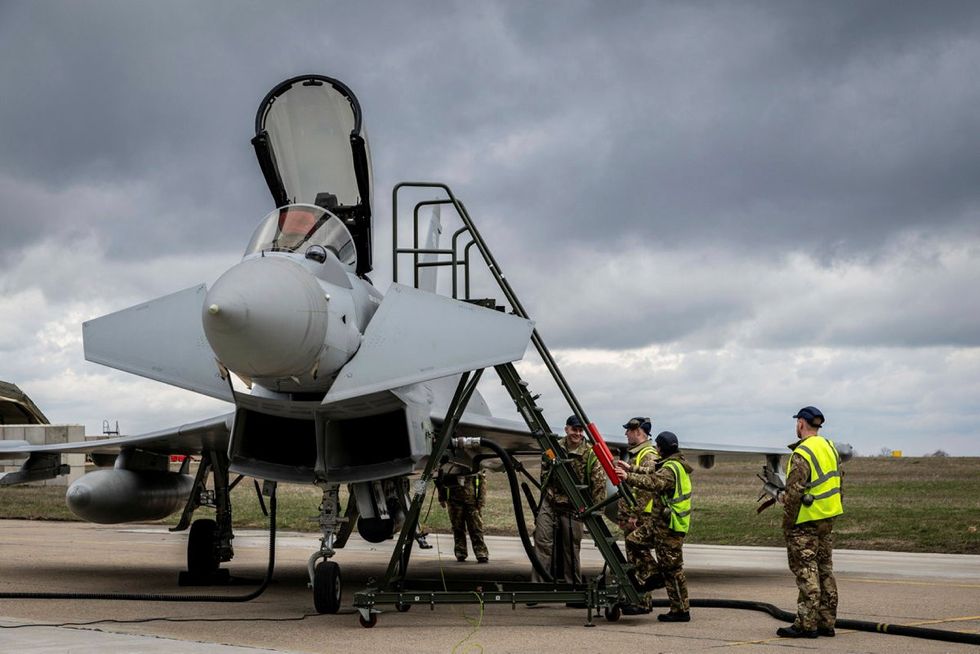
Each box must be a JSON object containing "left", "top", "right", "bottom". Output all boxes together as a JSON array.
[
  {"left": 776, "top": 406, "right": 843, "bottom": 639},
  {"left": 616, "top": 431, "right": 693, "bottom": 622},
  {"left": 616, "top": 417, "right": 661, "bottom": 614},
  {"left": 437, "top": 464, "right": 489, "bottom": 562},
  {"left": 531, "top": 415, "right": 607, "bottom": 585}
]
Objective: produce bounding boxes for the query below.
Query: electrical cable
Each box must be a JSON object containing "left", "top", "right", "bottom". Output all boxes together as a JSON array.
[
  {"left": 0, "top": 612, "right": 332, "bottom": 630},
  {"left": 0, "top": 486, "right": 278, "bottom": 603}
]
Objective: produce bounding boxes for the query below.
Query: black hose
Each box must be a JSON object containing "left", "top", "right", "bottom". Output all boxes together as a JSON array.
[
  {"left": 478, "top": 438, "right": 553, "bottom": 582},
  {"left": 0, "top": 488, "right": 277, "bottom": 603},
  {"left": 643, "top": 598, "right": 980, "bottom": 646}
]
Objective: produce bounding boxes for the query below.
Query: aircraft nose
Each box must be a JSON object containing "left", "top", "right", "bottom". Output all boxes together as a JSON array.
[{"left": 202, "top": 257, "right": 328, "bottom": 379}]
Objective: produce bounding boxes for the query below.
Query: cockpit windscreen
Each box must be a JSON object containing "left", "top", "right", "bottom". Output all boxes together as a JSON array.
[{"left": 245, "top": 204, "right": 357, "bottom": 270}]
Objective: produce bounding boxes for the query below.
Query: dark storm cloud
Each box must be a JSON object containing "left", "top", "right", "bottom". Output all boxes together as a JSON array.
[
  {"left": 3, "top": 1, "right": 979, "bottom": 262},
  {"left": 467, "top": 1, "right": 980, "bottom": 258}
]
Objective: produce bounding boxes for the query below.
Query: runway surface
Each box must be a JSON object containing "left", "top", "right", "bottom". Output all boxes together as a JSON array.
[{"left": 0, "top": 520, "right": 977, "bottom": 653}]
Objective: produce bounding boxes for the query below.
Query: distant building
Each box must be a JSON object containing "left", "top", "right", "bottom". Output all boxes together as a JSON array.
[
  {"left": 0, "top": 381, "right": 49, "bottom": 425},
  {"left": 0, "top": 380, "right": 85, "bottom": 485}
]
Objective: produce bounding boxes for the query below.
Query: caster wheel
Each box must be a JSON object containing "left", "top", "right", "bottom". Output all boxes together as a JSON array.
[
  {"left": 604, "top": 605, "right": 622, "bottom": 622},
  {"left": 358, "top": 612, "right": 378, "bottom": 628},
  {"left": 395, "top": 602, "right": 411, "bottom": 613},
  {"left": 313, "top": 560, "right": 342, "bottom": 614}
]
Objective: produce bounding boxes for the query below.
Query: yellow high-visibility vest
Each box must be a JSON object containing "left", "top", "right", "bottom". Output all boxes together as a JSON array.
[
  {"left": 661, "top": 459, "right": 692, "bottom": 533},
  {"left": 788, "top": 435, "right": 844, "bottom": 524},
  {"left": 633, "top": 445, "right": 658, "bottom": 513}
]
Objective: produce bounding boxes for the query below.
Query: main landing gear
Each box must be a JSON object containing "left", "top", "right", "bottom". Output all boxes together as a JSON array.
[{"left": 173, "top": 449, "right": 237, "bottom": 585}]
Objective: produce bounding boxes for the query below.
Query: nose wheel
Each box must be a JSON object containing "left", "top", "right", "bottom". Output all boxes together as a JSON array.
[{"left": 313, "top": 560, "right": 342, "bottom": 614}]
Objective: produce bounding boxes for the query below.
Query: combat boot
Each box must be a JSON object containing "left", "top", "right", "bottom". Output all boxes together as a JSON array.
[
  {"left": 817, "top": 626, "right": 836, "bottom": 637},
  {"left": 620, "top": 605, "right": 652, "bottom": 615},
  {"left": 657, "top": 610, "right": 690, "bottom": 622},
  {"left": 776, "top": 625, "right": 818, "bottom": 638}
]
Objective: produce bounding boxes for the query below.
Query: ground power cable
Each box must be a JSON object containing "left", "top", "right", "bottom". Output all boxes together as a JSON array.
[
  {"left": 0, "top": 486, "right": 278, "bottom": 604},
  {"left": 642, "top": 598, "right": 980, "bottom": 646}
]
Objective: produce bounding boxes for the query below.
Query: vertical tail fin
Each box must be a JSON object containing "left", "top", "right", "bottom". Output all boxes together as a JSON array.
[{"left": 417, "top": 205, "right": 442, "bottom": 293}]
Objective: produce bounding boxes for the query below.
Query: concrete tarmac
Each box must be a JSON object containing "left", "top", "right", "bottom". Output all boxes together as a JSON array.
[{"left": 0, "top": 520, "right": 978, "bottom": 653}]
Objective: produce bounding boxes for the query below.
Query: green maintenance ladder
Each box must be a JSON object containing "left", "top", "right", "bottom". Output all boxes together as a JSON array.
[{"left": 351, "top": 183, "right": 645, "bottom": 628}]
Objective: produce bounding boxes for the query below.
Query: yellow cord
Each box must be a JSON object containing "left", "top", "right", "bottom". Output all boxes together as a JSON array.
[{"left": 433, "top": 518, "right": 485, "bottom": 653}]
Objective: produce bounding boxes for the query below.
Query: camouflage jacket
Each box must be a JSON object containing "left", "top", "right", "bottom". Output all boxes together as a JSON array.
[
  {"left": 541, "top": 436, "right": 607, "bottom": 510},
  {"left": 618, "top": 440, "right": 659, "bottom": 522},
  {"left": 627, "top": 452, "right": 693, "bottom": 514},
  {"left": 437, "top": 470, "right": 486, "bottom": 507}
]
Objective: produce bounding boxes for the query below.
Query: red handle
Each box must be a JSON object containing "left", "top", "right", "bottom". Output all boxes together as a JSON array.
[{"left": 587, "top": 422, "right": 620, "bottom": 486}]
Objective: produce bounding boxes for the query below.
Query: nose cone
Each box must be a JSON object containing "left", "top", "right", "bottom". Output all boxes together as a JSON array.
[{"left": 203, "top": 257, "right": 329, "bottom": 378}]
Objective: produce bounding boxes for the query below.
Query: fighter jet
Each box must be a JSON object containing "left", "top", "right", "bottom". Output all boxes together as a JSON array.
[
  {"left": 0, "top": 74, "right": 547, "bottom": 611},
  {"left": 0, "top": 74, "right": 806, "bottom": 614}
]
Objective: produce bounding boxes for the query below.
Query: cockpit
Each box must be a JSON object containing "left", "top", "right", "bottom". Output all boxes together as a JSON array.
[
  {"left": 252, "top": 75, "right": 373, "bottom": 275},
  {"left": 245, "top": 204, "right": 357, "bottom": 271}
]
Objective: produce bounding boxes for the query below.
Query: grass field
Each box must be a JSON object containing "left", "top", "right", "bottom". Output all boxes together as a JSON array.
[{"left": 1, "top": 456, "right": 977, "bottom": 554}]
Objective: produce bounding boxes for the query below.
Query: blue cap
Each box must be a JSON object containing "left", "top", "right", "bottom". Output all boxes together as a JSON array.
[
  {"left": 793, "top": 406, "right": 825, "bottom": 428},
  {"left": 655, "top": 431, "right": 679, "bottom": 454},
  {"left": 566, "top": 415, "right": 584, "bottom": 428},
  {"left": 623, "top": 417, "right": 652, "bottom": 435}
]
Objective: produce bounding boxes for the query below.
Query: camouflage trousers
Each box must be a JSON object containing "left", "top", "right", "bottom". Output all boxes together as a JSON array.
[
  {"left": 531, "top": 497, "right": 583, "bottom": 584},
  {"left": 785, "top": 518, "right": 837, "bottom": 631},
  {"left": 654, "top": 526, "right": 689, "bottom": 613},
  {"left": 624, "top": 514, "right": 659, "bottom": 591},
  {"left": 447, "top": 501, "right": 488, "bottom": 560}
]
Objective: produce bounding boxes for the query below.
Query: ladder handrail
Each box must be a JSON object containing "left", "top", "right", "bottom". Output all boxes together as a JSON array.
[{"left": 392, "top": 181, "right": 635, "bottom": 507}]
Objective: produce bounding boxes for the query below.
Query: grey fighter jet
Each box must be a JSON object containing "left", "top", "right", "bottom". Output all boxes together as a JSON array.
[
  {"left": 0, "top": 74, "right": 807, "bottom": 614},
  {"left": 0, "top": 75, "right": 542, "bottom": 612}
]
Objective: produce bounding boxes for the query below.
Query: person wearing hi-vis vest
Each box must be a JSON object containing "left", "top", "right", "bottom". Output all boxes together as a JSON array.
[
  {"left": 615, "top": 417, "right": 662, "bottom": 615},
  {"left": 775, "top": 406, "right": 843, "bottom": 639},
  {"left": 615, "top": 430, "right": 693, "bottom": 622}
]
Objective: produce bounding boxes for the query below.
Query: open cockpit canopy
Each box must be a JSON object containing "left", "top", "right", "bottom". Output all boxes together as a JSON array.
[{"left": 252, "top": 75, "right": 373, "bottom": 274}]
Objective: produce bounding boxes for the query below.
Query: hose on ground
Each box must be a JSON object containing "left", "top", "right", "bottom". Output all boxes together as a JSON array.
[{"left": 643, "top": 598, "right": 980, "bottom": 646}]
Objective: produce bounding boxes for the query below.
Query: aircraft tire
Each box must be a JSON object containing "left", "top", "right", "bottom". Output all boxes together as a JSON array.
[
  {"left": 313, "top": 560, "right": 342, "bottom": 614},
  {"left": 187, "top": 519, "right": 220, "bottom": 575}
]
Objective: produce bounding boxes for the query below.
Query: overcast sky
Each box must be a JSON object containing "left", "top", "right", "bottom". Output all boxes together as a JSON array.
[{"left": 1, "top": 1, "right": 978, "bottom": 456}]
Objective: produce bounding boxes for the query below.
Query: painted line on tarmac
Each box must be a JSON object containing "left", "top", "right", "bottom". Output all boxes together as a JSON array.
[
  {"left": 904, "top": 614, "right": 980, "bottom": 628},
  {"left": 846, "top": 577, "right": 980, "bottom": 589}
]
